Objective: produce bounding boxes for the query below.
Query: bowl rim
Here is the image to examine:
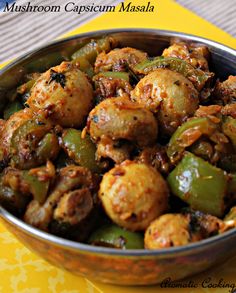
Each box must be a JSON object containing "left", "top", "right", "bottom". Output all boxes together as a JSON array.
[
  {"left": 1, "top": 28, "right": 235, "bottom": 75},
  {"left": 0, "top": 28, "right": 236, "bottom": 257},
  {"left": 1, "top": 204, "right": 236, "bottom": 256}
]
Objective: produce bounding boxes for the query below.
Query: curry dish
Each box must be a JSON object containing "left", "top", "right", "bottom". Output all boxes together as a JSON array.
[{"left": 0, "top": 36, "right": 236, "bottom": 250}]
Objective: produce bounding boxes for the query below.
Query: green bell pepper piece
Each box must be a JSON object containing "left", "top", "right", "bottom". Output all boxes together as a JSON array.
[
  {"left": 71, "top": 56, "right": 94, "bottom": 78},
  {"left": 88, "top": 224, "right": 144, "bottom": 249},
  {"left": 167, "top": 152, "right": 228, "bottom": 217},
  {"left": 134, "top": 57, "right": 213, "bottom": 91},
  {"left": 2, "top": 164, "right": 53, "bottom": 205},
  {"left": 36, "top": 133, "right": 60, "bottom": 163},
  {"left": 3, "top": 100, "right": 23, "bottom": 120},
  {"left": 17, "top": 79, "right": 36, "bottom": 95},
  {"left": 71, "top": 37, "right": 114, "bottom": 64},
  {"left": 62, "top": 129, "right": 101, "bottom": 173},
  {"left": 167, "top": 117, "right": 218, "bottom": 163},
  {"left": 22, "top": 169, "right": 51, "bottom": 204},
  {"left": 10, "top": 120, "right": 59, "bottom": 169},
  {"left": 25, "top": 52, "right": 65, "bottom": 72},
  {"left": 23, "top": 165, "right": 95, "bottom": 231}
]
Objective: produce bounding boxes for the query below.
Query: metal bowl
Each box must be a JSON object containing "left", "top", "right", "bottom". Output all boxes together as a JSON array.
[{"left": 0, "top": 29, "right": 236, "bottom": 285}]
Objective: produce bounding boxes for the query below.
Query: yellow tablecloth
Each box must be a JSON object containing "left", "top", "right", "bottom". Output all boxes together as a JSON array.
[{"left": 0, "top": 0, "right": 236, "bottom": 292}]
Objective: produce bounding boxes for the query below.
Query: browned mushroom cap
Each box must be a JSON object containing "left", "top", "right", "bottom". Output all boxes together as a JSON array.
[
  {"left": 162, "top": 42, "right": 210, "bottom": 71},
  {"left": 24, "top": 165, "right": 97, "bottom": 231},
  {"left": 131, "top": 68, "right": 199, "bottom": 135},
  {"left": 214, "top": 75, "right": 236, "bottom": 105},
  {"left": 94, "top": 47, "right": 148, "bottom": 73},
  {"left": 144, "top": 214, "right": 203, "bottom": 249},
  {"left": 99, "top": 160, "right": 169, "bottom": 231},
  {"left": 50, "top": 187, "right": 97, "bottom": 241},
  {"left": 53, "top": 188, "right": 93, "bottom": 226},
  {"left": 0, "top": 108, "right": 33, "bottom": 161},
  {"left": 87, "top": 96, "right": 158, "bottom": 147},
  {"left": 87, "top": 96, "right": 158, "bottom": 164},
  {"left": 27, "top": 61, "right": 93, "bottom": 127}
]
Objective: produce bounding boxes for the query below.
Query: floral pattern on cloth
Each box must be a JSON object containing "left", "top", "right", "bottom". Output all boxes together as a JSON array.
[{"left": 0, "top": 222, "right": 236, "bottom": 293}]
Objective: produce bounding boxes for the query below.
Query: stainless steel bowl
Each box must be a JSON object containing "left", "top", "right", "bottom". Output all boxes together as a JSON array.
[{"left": 0, "top": 29, "right": 236, "bottom": 285}]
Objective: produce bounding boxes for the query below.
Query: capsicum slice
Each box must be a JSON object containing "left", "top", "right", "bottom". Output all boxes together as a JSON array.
[
  {"left": 134, "top": 56, "right": 213, "bottom": 91},
  {"left": 88, "top": 224, "right": 144, "bottom": 249},
  {"left": 222, "top": 116, "right": 236, "bottom": 150},
  {"left": 71, "top": 37, "right": 115, "bottom": 64},
  {"left": 167, "top": 117, "right": 218, "bottom": 164},
  {"left": 62, "top": 128, "right": 101, "bottom": 173},
  {"left": 167, "top": 152, "right": 228, "bottom": 217}
]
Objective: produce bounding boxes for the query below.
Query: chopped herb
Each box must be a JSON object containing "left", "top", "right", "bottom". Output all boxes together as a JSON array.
[
  {"left": 49, "top": 69, "right": 66, "bottom": 88},
  {"left": 174, "top": 80, "right": 180, "bottom": 86}
]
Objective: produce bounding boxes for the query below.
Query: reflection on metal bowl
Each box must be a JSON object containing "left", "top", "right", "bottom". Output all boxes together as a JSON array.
[{"left": 0, "top": 29, "right": 236, "bottom": 285}]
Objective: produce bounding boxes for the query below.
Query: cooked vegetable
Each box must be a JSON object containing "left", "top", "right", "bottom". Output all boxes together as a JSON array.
[
  {"left": 131, "top": 68, "right": 199, "bottom": 135},
  {"left": 228, "top": 173, "right": 236, "bottom": 199},
  {"left": 71, "top": 37, "right": 115, "bottom": 64},
  {"left": 94, "top": 71, "right": 130, "bottom": 81},
  {"left": 214, "top": 75, "right": 236, "bottom": 104},
  {"left": 0, "top": 108, "right": 34, "bottom": 162},
  {"left": 190, "top": 211, "right": 224, "bottom": 236},
  {"left": 17, "top": 78, "right": 37, "bottom": 95},
  {"left": 89, "top": 224, "right": 144, "bottom": 249},
  {"left": 88, "top": 96, "right": 158, "bottom": 147},
  {"left": 96, "top": 137, "right": 133, "bottom": 164},
  {"left": 94, "top": 47, "right": 148, "bottom": 73},
  {"left": 99, "top": 160, "right": 169, "bottom": 231},
  {"left": 145, "top": 210, "right": 225, "bottom": 249},
  {"left": 222, "top": 116, "right": 236, "bottom": 150},
  {"left": 10, "top": 119, "right": 60, "bottom": 169},
  {"left": 87, "top": 96, "right": 158, "bottom": 163},
  {"left": 53, "top": 188, "right": 93, "bottom": 225},
  {"left": 167, "top": 152, "right": 228, "bottom": 217},
  {"left": 24, "top": 165, "right": 98, "bottom": 231},
  {"left": 3, "top": 100, "right": 23, "bottom": 120},
  {"left": 0, "top": 38, "right": 236, "bottom": 249},
  {"left": 136, "top": 145, "right": 171, "bottom": 175},
  {"left": 134, "top": 57, "right": 213, "bottom": 91},
  {"left": 61, "top": 128, "right": 101, "bottom": 173},
  {"left": 221, "top": 103, "right": 236, "bottom": 119},
  {"left": 27, "top": 62, "right": 93, "bottom": 127},
  {"left": 93, "top": 71, "right": 132, "bottom": 102},
  {"left": 167, "top": 117, "right": 218, "bottom": 163},
  {"left": 0, "top": 175, "right": 30, "bottom": 215},
  {"left": 3, "top": 162, "right": 54, "bottom": 204},
  {"left": 50, "top": 186, "right": 98, "bottom": 241},
  {"left": 144, "top": 213, "right": 203, "bottom": 249},
  {"left": 189, "top": 139, "right": 214, "bottom": 162},
  {"left": 162, "top": 42, "right": 210, "bottom": 71},
  {"left": 71, "top": 56, "right": 94, "bottom": 78}
]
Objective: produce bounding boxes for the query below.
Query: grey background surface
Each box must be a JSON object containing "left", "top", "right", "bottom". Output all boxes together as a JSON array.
[{"left": 0, "top": 0, "right": 235, "bottom": 63}]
